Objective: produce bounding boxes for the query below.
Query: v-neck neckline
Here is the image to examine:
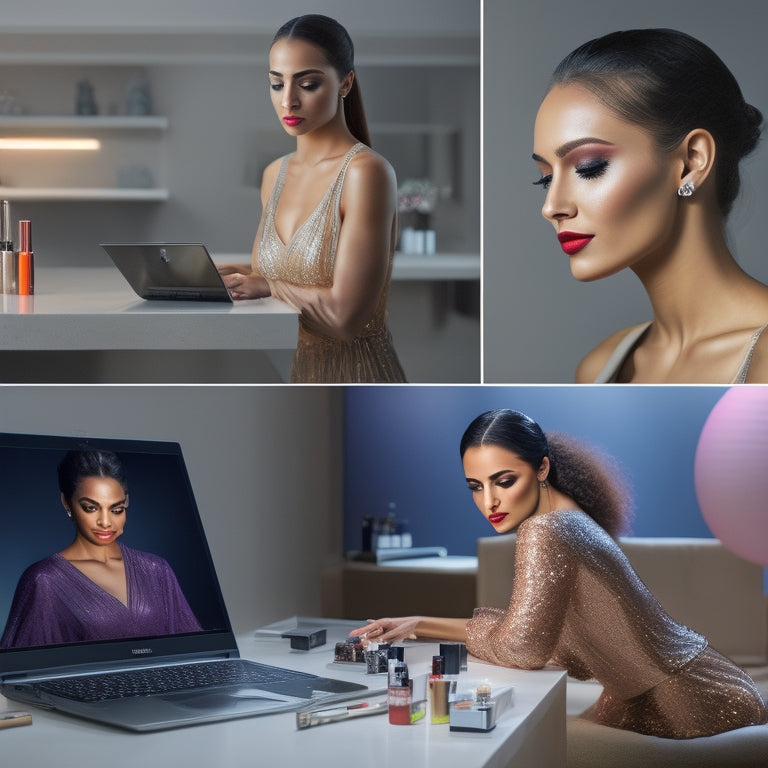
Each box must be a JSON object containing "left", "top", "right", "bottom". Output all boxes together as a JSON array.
[
  {"left": 55, "top": 547, "right": 130, "bottom": 609},
  {"left": 272, "top": 143, "right": 362, "bottom": 248}
]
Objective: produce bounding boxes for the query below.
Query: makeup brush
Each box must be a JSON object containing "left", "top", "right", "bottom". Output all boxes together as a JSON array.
[{"left": 296, "top": 699, "right": 388, "bottom": 729}]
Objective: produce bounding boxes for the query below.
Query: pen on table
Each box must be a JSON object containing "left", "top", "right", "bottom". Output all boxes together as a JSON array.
[
  {"left": 296, "top": 699, "right": 389, "bottom": 729},
  {"left": 0, "top": 710, "right": 32, "bottom": 730}
]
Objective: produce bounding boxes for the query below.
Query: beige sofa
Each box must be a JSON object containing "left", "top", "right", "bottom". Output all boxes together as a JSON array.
[{"left": 476, "top": 535, "right": 768, "bottom": 767}]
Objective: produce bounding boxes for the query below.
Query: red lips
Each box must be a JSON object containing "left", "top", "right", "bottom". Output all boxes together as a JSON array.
[
  {"left": 488, "top": 513, "right": 508, "bottom": 525},
  {"left": 557, "top": 231, "right": 594, "bottom": 255},
  {"left": 283, "top": 116, "right": 304, "bottom": 127}
]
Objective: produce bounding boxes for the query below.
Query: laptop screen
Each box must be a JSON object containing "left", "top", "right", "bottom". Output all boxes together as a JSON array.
[{"left": 0, "top": 432, "right": 234, "bottom": 678}]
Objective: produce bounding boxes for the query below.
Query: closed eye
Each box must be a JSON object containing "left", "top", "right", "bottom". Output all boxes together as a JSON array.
[
  {"left": 576, "top": 159, "right": 609, "bottom": 180},
  {"left": 533, "top": 174, "right": 552, "bottom": 191}
]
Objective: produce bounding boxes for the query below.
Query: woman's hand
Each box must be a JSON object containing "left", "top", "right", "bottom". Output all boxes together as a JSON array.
[
  {"left": 220, "top": 271, "right": 271, "bottom": 301},
  {"left": 217, "top": 263, "right": 251, "bottom": 277},
  {"left": 349, "top": 616, "right": 423, "bottom": 645}
]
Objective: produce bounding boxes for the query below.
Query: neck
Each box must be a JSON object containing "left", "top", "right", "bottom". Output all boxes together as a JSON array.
[
  {"left": 631, "top": 208, "right": 762, "bottom": 340},
  {"left": 293, "top": 113, "right": 357, "bottom": 165}
]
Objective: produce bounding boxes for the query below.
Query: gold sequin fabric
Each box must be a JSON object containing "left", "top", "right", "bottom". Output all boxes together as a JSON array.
[
  {"left": 256, "top": 142, "right": 406, "bottom": 383},
  {"left": 465, "top": 509, "right": 768, "bottom": 738}
]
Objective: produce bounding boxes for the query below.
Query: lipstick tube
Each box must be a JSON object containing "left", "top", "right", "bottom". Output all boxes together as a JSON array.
[
  {"left": 17, "top": 219, "right": 33, "bottom": 296},
  {"left": 0, "top": 200, "right": 14, "bottom": 294}
]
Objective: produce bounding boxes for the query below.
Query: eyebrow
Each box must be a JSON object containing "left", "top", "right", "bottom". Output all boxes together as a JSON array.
[
  {"left": 465, "top": 469, "right": 516, "bottom": 483},
  {"left": 268, "top": 68, "right": 325, "bottom": 79},
  {"left": 532, "top": 137, "right": 614, "bottom": 164},
  {"left": 78, "top": 495, "right": 127, "bottom": 509}
]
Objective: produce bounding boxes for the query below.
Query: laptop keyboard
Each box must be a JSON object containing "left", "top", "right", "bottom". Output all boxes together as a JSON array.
[{"left": 36, "top": 660, "right": 316, "bottom": 703}]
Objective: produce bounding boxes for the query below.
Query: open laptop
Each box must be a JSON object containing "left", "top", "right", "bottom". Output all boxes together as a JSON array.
[
  {"left": 0, "top": 432, "right": 366, "bottom": 731},
  {"left": 100, "top": 242, "right": 232, "bottom": 302}
]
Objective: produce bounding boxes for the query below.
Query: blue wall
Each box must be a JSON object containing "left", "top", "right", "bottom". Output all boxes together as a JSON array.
[{"left": 344, "top": 386, "right": 728, "bottom": 555}]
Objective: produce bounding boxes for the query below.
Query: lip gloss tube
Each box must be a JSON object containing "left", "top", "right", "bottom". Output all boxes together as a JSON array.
[
  {"left": 17, "top": 219, "right": 33, "bottom": 295},
  {"left": 0, "top": 200, "right": 14, "bottom": 294}
]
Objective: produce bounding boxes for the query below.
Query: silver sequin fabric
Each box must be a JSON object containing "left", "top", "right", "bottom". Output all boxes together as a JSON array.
[
  {"left": 256, "top": 143, "right": 406, "bottom": 383},
  {"left": 466, "top": 509, "right": 768, "bottom": 738}
]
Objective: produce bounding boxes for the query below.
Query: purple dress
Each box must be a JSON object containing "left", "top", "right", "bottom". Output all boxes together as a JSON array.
[{"left": 0, "top": 544, "right": 201, "bottom": 649}]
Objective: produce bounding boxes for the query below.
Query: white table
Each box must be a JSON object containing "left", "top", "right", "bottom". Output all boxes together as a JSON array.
[
  {"left": 0, "top": 267, "right": 298, "bottom": 351},
  {"left": 0, "top": 618, "right": 566, "bottom": 768}
]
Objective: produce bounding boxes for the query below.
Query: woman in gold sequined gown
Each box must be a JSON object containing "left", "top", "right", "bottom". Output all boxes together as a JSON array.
[
  {"left": 218, "top": 15, "right": 405, "bottom": 383},
  {"left": 351, "top": 410, "right": 767, "bottom": 739}
]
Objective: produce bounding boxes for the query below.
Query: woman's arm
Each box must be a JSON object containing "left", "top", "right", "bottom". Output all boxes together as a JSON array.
[
  {"left": 466, "top": 517, "right": 573, "bottom": 669},
  {"left": 219, "top": 160, "right": 281, "bottom": 300},
  {"left": 349, "top": 616, "right": 469, "bottom": 645},
  {"left": 266, "top": 151, "right": 397, "bottom": 342}
]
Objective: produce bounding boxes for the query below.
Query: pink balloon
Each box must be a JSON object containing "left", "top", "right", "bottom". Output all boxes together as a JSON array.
[{"left": 694, "top": 388, "right": 768, "bottom": 567}]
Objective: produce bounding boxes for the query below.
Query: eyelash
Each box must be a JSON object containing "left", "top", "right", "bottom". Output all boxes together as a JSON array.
[
  {"left": 532, "top": 159, "right": 610, "bottom": 191},
  {"left": 466, "top": 477, "right": 516, "bottom": 492},
  {"left": 270, "top": 82, "right": 321, "bottom": 92}
]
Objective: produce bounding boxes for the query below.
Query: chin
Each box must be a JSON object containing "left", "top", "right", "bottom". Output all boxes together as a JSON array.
[{"left": 569, "top": 256, "right": 628, "bottom": 283}]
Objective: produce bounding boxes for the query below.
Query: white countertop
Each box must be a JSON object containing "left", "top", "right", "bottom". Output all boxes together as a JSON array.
[
  {"left": 215, "top": 253, "right": 481, "bottom": 282},
  {"left": 0, "top": 267, "right": 298, "bottom": 351},
  {"left": 0, "top": 618, "right": 566, "bottom": 768}
]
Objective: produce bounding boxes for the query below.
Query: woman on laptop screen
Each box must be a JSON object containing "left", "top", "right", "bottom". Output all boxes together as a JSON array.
[
  {"left": 217, "top": 14, "right": 406, "bottom": 383},
  {"left": 351, "top": 410, "right": 767, "bottom": 738},
  {"left": 0, "top": 450, "right": 201, "bottom": 649}
]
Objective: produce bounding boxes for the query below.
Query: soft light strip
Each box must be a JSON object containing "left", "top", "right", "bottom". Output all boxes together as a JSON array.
[{"left": 0, "top": 138, "right": 101, "bottom": 151}]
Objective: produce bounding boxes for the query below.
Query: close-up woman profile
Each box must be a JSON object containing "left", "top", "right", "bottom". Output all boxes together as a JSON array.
[
  {"left": 352, "top": 409, "right": 767, "bottom": 739},
  {"left": 0, "top": 450, "right": 201, "bottom": 648},
  {"left": 218, "top": 14, "right": 406, "bottom": 383},
  {"left": 531, "top": 28, "right": 768, "bottom": 383}
]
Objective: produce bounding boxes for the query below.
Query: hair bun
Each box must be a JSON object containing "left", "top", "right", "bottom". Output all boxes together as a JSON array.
[{"left": 738, "top": 102, "right": 764, "bottom": 159}]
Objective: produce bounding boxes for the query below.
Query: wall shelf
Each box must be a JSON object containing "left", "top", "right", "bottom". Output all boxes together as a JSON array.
[
  {"left": 0, "top": 115, "right": 168, "bottom": 130},
  {"left": 0, "top": 187, "right": 168, "bottom": 201}
]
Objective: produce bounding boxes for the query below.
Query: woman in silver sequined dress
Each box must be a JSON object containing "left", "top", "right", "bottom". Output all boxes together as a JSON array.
[
  {"left": 351, "top": 409, "right": 767, "bottom": 738},
  {"left": 218, "top": 15, "right": 405, "bottom": 383}
]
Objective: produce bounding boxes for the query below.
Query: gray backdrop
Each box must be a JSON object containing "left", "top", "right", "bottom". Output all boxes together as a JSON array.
[{"left": 484, "top": 0, "right": 768, "bottom": 382}]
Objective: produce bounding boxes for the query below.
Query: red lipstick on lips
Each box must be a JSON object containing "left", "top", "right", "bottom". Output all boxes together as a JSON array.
[
  {"left": 488, "top": 513, "right": 508, "bottom": 525},
  {"left": 283, "top": 116, "right": 304, "bottom": 127},
  {"left": 557, "top": 231, "right": 594, "bottom": 255}
]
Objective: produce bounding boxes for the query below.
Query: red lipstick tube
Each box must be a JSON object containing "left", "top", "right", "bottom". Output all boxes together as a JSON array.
[{"left": 17, "top": 220, "right": 33, "bottom": 295}]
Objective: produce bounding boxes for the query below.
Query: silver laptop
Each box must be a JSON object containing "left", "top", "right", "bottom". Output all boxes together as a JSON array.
[
  {"left": 0, "top": 432, "right": 366, "bottom": 731},
  {"left": 100, "top": 242, "right": 232, "bottom": 302}
]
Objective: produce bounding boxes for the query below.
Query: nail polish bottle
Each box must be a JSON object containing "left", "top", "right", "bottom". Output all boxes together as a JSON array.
[{"left": 388, "top": 662, "right": 411, "bottom": 725}]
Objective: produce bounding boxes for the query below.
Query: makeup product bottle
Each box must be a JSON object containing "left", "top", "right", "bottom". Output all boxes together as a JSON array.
[
  {"left": 387, "top": 661, "right": 411, "bottom": 725},
  {"left": 16, "top": 220, "right": 33, "bottom": 295},
  {"left": 0, "top": 200, "right": 14, "bottom": 294},
  {"left": 428, "top": 655, "right": 450, "bottom": 724}
]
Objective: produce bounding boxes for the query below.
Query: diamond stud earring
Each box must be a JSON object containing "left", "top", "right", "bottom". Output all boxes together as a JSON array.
[{"left": 677, "top": 181, "right": 695, "bottom": 197}]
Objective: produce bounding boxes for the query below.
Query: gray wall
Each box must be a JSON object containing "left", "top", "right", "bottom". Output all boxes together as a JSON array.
[
  {"left": 0, "top": 385, "right": 345, "bottom": 634},
  {"left": 484, "top": 0, "right": 768, "bottom": 382}
]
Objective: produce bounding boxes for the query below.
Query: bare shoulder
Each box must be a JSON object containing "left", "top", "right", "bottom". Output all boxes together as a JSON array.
[
  {"left": 346, "top": 146, "right": 396, "bottom": 189},
  {"left": 744, "top": 321, "right": 768, "bottom": 383},
  {"left": 575, "top": 323, "right": 650, "bottom": 383},
  {"left": 260, "top": 157, "right": 283, "bottom": 191}
]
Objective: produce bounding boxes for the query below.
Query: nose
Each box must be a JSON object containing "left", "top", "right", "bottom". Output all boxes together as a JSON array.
[
  {"left": 281, "top": 83, "right": 299, "bottom": 111},
  {"left": 541, "top": 176, "right": 576, "bottom": 223},
  {"left": 483, "top": 487, "right": 499, "bottom": 514},
  {"left": 96, "top": 510, "right": 111, "bottom": 528}
]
